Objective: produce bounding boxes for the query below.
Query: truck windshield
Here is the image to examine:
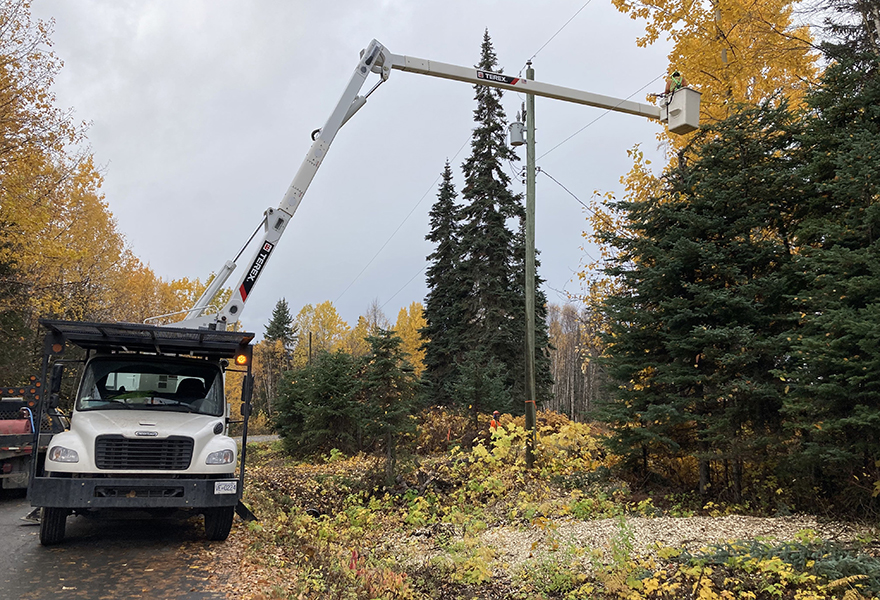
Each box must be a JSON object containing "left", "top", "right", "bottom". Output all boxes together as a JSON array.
[{"left": 77, "top": 357, "right": 224, "bottom": 416}]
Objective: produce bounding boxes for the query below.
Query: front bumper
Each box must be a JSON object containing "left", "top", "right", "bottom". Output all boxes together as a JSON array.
[{"left": 28, "top": 475, "right": 240, "bottom": 509}]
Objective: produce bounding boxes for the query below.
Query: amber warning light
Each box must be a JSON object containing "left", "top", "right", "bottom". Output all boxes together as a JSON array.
[{"left": 235, "top": 354, "right": 248, "bottom": 366}]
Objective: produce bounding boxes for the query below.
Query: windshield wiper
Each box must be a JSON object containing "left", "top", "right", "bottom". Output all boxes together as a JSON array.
[
  {"left": 152, "top": 399, "right": 197, "bottom": 412},
  {"left": 100, "top": 398, "right": 133, "bottom": 409}
]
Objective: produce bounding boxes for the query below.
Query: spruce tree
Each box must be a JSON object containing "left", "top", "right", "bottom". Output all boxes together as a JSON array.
[
  {"left": 274, "top": 350, "right": 360, "bottom": 456},
  {"left": 256, "top": 297, "right": 297, "bottom": 416},
  {"left": 453, "top": 30, "right": 551, "bottom": 414},
  {"left": 598, "top": 101, "right": 802, "bottom": 497},
  {"left": 421, "top": 161, "right": 463, "bottom": 405},
  {"left": 264, "top": 297, "right": 296, "bottom": 349},
  {"left": 359, "top": 329, "right": 419, "bottom": 485},
  {"left": 446, "top": 348, "right": 508, "bottom": 428},
  {"left": 781, "top": 43, "right": 880, "bottom": 503}
]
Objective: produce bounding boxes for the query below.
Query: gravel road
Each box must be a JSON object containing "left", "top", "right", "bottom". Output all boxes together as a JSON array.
[
  {"left": 392, "top": 513, "right": 863, "bottom": 576},
  {"left": 482, "top": 514, "right": 861, "bottom": 567}
]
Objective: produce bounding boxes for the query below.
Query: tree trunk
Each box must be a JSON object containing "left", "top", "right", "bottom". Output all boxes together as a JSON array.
[
  {"left": 732, "top": 458, "right": 743, "bottom": 503},
  {"left": 385, "top": 431, "right": 395, "bottom": 487},
  {"left": 699, "top": 458, "right": 711, "bottom": 496}
]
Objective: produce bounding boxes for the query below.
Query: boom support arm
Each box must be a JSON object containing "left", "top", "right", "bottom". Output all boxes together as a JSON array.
[
  {"left": 175, "top": 40, "right": 698, "bottom": 330},
  {"left": 175, "top": 40, "right": 392, "bottom": 329}
]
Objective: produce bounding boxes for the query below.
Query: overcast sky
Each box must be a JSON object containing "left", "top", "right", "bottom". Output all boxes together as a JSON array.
[{"left": 31, "top": 0, "right": 672, "bottom": 336}]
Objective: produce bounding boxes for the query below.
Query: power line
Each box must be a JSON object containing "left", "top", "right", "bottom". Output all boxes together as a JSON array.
[
  {"left": 333, "top": 136, "right": 470, "bottom": 306},
  {"left": 381, "top": 265, "right": 427, "bottom": 311},
  {"left": 537, "top": 167, "right": 592, "bottom": 213},
  {"left": 538, "top": 166, "right": 635, "bottom": 241},
  {"left": 536, "top": 168, "right": 602, "bottom": 266},
  {"left": 521, "top": 0, "right": 595, "bottom": 72},
  {"left": 538, "top": 73, "right": 665, "bottom": 160}
]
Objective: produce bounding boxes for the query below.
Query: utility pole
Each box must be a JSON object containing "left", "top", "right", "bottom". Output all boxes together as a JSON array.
[{"left": 524, "top": 62, "right": 538, "bottom": 469}]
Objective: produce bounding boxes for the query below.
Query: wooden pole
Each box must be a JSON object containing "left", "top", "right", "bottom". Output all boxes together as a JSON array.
[{"left": 525, "top": 62, "right": 538, "bottom": 469}]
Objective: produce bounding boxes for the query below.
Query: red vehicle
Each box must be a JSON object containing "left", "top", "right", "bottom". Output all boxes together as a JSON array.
[{"left": 0, "top": 377, "right": 67, "bottom": 491}]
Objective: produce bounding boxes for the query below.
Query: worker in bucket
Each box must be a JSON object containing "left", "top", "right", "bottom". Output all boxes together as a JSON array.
[{"left": 664, "top": 70, "right": 689, "bottom": 94}]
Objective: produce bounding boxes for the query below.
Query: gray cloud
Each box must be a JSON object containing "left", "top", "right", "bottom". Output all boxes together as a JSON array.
[{"left": 32, "top": 0, "right": 672, "bottom": 331}]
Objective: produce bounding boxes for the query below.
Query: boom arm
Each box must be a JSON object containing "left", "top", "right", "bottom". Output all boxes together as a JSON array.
[
  {"left": 388, "top": 54, "right": 661, "bottom": 120},
  {"left": 175, "top": 40, "right": 392, "bottom": 329},
  {"left": 175, "top": 40, "right": 698, "bottom": 330}
]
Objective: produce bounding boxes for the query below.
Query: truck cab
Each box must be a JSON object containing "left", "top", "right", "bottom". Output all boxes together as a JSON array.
[{"left": 28, "top": 320, "right": 255, "bottom": 545}]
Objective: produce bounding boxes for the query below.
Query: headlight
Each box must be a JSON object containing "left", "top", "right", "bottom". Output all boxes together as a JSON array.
[
  {"left": 48, "top": 446, "right": 79, "bottom": 463},
  {"left": 206, "top": 449, "right": 234, "bottom": 465}
]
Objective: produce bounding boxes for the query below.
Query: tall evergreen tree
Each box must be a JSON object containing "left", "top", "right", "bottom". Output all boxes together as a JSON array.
[
  {"left": 453, "top": 30, "right": 551, "bottom": 414},
  {"left": 598, "top": 101, "right": 802, "bottom": 498},
  {"left": 255, "top": 297, "right": 297, "bottom": 416},
  {"left": 421, "top": 161, "right": 463, "bottom": 405},
  {"left": 592, "top": 6, "right": 880, "bottom": 508},
  {"left": 780, "top": 42, "right": 880, "bottom": 505}
]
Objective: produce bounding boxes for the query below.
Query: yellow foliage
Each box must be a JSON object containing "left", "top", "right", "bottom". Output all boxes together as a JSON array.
[
  {"left": 0, "top": 2, "right": 223, "bottom": 330},
  {"left": 578, "top": 0, "right": 820, "bottom": 351},
  {"left": 291, "top": 301, "right": 351, "bottom": 367},
  {"left": 226, "top": 369, "right": 244, "bottom": 423},
  {"left": 612, "top": 0, "right": 818, "bottom": 121},
  {"left": 394, "top": 301, "right": 427, "bottom": 377},
  {"left": 251, "top": 338, "right": 288, "bottom": 417},
  {"left": 342, "top": 315, "right": 371, "bottom": 357}
]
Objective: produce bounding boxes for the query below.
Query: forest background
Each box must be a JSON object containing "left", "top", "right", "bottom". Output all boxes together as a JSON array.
[{"left": 2, "top": 0, "right": 880, "bottom": 521}]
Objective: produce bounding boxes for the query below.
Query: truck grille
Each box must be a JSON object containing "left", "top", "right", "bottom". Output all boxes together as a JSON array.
[{"left": 95, "top": 435, "right": 194, "bottom": 470}]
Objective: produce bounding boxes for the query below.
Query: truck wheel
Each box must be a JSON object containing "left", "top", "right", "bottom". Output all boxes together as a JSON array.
[
  {"left": 39, "top": 507, "right": 67, "bottom": 546},
  {"left": 204, "top": 506, "right": 234, "bottom": 541}
]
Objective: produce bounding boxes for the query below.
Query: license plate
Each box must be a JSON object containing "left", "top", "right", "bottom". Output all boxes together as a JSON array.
[{"left": 214, "top": 481, "right": 237, "bottom": 495}]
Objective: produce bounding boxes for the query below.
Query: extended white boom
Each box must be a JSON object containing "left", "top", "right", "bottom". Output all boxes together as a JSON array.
[{"left": 175, "top": 40, "right": 699, "bottom": 330}]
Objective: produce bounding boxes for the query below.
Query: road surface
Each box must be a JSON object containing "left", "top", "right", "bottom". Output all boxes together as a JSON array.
[{"left": 0, "top": 490, "right": 227, "bottom": 600}]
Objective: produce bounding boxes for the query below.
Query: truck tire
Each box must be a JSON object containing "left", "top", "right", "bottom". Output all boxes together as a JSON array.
[
  {"left": 204, "top": 506, "right": 234, "bottom": 541},
  {"left": 39, "top": 507, "right": 67, "bottom": 545}
]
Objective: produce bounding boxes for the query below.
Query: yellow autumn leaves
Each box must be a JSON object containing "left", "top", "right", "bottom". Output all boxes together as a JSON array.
[
  {"left": 581, "top": 0, "right": 818, "bottom": 319},
  {"left": 0, "top": 1, "right": 217, "bottom": 332}
]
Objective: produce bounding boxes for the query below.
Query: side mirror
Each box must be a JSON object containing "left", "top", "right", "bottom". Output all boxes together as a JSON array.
[
  {"left": 50, "top": 363, "right": 64, "bottom": 394},
  {"left": 48, "top": 363, "right": 64, "bottom": 408},
  {"left": 240, "top": 374, "right": 254, "bottom": 420}
]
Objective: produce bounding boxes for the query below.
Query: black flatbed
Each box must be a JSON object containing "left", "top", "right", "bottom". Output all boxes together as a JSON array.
[{"left": 40, "top": 319, "right": 254, "bottom": 360}]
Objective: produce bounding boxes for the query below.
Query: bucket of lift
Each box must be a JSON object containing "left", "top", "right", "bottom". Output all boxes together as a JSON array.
[{"left": 664, "top": 87, "right": 701, "bottom": 135}]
